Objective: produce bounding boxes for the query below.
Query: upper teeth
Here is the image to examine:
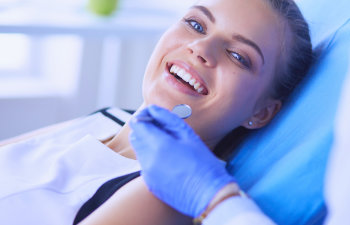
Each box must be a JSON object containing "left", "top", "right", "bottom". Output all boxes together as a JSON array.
[{"left": 170, "top": 65, "right": 205, "bottom": 94}]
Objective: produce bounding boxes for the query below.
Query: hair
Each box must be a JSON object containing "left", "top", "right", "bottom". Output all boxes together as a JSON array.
[{"left": 214, "top": 0, "right": 313, "bottom": 160}]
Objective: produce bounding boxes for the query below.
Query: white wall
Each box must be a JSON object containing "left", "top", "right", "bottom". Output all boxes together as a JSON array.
[
  {"left": 0, "top": 0, "right": 195, "bottom": 140},
  {"left": 0, "top": 36, "right": 160, "bottom": 140}
]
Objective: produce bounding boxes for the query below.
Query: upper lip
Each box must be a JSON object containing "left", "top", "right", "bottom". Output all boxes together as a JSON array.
[{"left": 166, "top": 60, "right": 209, "bottom": 95}]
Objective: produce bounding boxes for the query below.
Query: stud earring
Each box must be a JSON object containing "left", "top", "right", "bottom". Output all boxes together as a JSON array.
[{"left": 248, "top": 121, "right": 253, "bottom": 126}]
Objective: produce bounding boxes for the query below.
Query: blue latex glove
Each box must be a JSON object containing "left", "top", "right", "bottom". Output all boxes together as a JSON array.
[{"left": 129, "top": 105, "right": 235, "bottom": 217}]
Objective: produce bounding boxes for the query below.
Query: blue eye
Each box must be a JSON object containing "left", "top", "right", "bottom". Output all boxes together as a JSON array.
[
  {"left": 230, "top": 51, "right": 250, "bottom": 68},
  {"left": 186, "top": 19, "right": 205, "bottom": 34}
]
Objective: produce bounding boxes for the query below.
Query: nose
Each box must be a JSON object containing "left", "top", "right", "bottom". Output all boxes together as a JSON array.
[{"left": 186, "top": 37, "right": 218, "bottom": 68}]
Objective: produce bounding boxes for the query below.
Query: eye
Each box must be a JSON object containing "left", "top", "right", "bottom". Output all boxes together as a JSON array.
[
  {"left": 185, "top": 19, "right": 205, "bottom": 34},
  {"left": 229, "top": 51, "right": 251, "bottom": 68}
]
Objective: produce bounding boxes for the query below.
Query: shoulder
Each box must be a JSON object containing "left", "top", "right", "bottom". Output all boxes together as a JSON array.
[{"left": 0, "top": 107, "right": 134, "bottom": 147}]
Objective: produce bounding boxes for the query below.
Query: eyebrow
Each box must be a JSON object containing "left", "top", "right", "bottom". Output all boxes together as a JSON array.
[
  {"left": 190, "top": 5, "right": 265, "bottom": 65},
  {"left": 232, "top": 34, "right": 265, "bottom": 64},
  {"left": 190, "top": 5, "right": 215, "bottom": 23}
]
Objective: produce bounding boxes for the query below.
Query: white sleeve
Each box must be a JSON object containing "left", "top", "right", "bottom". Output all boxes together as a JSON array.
[{"left": 203, "top": 196, "right": 276, "bottom": 225}]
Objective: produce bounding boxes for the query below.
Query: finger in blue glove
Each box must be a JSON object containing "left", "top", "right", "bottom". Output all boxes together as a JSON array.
[{"left": 129, "top": 105, "right": 235, "bottom": 217}]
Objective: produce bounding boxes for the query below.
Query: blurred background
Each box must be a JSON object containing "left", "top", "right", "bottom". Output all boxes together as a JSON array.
[{"left": 0, "top": 0, "right": 195, "bottom": 140}]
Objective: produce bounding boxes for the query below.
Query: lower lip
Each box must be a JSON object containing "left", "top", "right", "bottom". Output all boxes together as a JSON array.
[{"left": 163, "top": 68, "right": 202, "bottom": 97}]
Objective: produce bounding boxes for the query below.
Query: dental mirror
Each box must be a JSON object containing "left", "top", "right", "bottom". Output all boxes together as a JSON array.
[
  {"left": 136, "top": 104, "right": 192, "bottom": 122},
  {"left": 172, "top": 104, "right": 192, "bottom": 119}
]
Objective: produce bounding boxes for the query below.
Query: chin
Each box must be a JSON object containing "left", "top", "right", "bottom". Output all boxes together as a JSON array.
[
  {"left": 143, "top": 82, "right": 181, "bottom": 111},
  {"left": 143, "top": 91, "right": 175, "bottom": 111}
]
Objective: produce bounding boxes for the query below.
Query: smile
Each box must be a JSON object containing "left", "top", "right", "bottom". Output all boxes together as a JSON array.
[{"left": 167, "top": 64, "right": 208, "bottom": 95}]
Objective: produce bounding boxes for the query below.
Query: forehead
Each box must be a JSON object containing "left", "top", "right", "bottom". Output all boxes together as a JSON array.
[{"left": 195, "top": 0, "right": 280, "bottom": 27}]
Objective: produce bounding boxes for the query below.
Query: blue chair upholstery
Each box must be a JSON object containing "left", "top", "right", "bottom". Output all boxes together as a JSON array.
[{"left": 227, "top": 0, "right": 350, "bottom": 224}]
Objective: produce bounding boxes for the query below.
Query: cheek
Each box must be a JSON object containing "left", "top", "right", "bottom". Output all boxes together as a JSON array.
[
  {"left": 218, "top": 72, "right": 260, "bottom": 109},
  {"left": 187, "top": 102, "right": 247, "bottom": 148},
  {"left": 210, "top": 75, "right": 261, "bottom": 125},
  {"left": 144, "top": 24, "right": 185, "bottom": 74},
  {"left": 142, "top": 24, "right": 190, "bottom": 102},
  {"left": 189, "top": 86, "right": 256, "bottom": 144}
]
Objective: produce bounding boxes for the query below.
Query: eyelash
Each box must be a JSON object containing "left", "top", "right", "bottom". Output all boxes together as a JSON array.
[
  {"left": 184, "top": 17, "right": 251, "bottom": 69},
  {"left": 184, "top": 18, "right": 206, "bottom": 34},
  {"left": 228, "top": 51, "right": 251, "bottom": 68}
]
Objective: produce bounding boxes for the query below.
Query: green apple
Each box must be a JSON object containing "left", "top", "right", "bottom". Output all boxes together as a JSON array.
[{"left": 89, "top": 0, "right": 119, "bottom": 16}]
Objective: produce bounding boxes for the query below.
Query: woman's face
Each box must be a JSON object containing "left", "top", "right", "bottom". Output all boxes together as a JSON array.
[{"left": 142, "top": 0, "right": 285, "bottom": 148}]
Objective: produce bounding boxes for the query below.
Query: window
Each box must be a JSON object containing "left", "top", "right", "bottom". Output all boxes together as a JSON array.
[
  {"left": 0, "top": 34, "right": 31, "bottom": 77},
  {"left": 0, "top": 34, "right": 83, "bottom": 97},
  {"left": 0, "top": 0, "right": 193, "bottom": 97}
]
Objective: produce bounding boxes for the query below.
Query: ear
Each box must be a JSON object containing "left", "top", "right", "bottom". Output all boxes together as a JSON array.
[{"left": 243, "top": 99, "right": 282, "bottom": 129}]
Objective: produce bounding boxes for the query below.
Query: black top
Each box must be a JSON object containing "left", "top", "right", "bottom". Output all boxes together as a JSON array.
[{"left": 73, "top": 171, "right": 141, "bottom": 224}]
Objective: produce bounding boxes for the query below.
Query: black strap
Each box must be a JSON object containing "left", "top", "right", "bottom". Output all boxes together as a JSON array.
[
  {"left": 89, "top": 108, "right": 135, "bottom": 127},
  {"left": 100, "top": 108, "right": 126, "bottom": 126},
  {"left": 89, "top": 107, "right": 111, "bottom": 115},
  {"left": 73, "top": 171, "right": 141, "bottom": 225}
]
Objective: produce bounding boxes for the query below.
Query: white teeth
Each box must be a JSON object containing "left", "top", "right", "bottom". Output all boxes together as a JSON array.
[
  {"left": 170, "top": 66, "right": 176, "bottom": 74},
  {"left": 174, "top": 66, "right": 180, "bottom": 74},
  {"left": 183, "top": 73, "right": 191, "bottom": 82},
  {"left": 194, "top": 82, "right": 200, "bottom": 90},
  {"left": 189, "top": 78, "right": 196, "bottom": 86},
  {"left": 169, "top": 64, "right": 206, "bottom": 94},
  {"left": 178, "top": 69, "right": 185, "bottom": 77}
]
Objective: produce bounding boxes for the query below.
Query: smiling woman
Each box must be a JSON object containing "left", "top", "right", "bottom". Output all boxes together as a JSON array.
[
  {"left": 74, "top": 0, "right": 311, "bottom": 224},
  {"left": 0, "top": 0, "right": 312, "bottom": 224},
  {"left": 142, "top": 0, "right": 290, "bottom": 150}
]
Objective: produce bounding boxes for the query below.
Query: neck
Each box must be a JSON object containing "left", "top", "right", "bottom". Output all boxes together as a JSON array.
[
  {"left": 104, "top": 103, "right": 219, "bottom": 159},
  {"left": 104, "top": 104, "right": 147, "bottom": 160},
  {"left": 106, "top": 121, "right": 136, "bottom": 159}
]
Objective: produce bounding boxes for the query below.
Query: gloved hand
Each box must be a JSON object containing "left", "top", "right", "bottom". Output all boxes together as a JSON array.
[{"left": 129, "top": 105, "right": 235, "bottom": 217}]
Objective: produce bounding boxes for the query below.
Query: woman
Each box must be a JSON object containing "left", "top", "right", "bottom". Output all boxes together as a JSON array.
[
  {"left": 74, "top": 0, "right": 312, "bottom": 224},
  {"left": 0, "top": 0, "right": 312, "bottom": 224}
]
